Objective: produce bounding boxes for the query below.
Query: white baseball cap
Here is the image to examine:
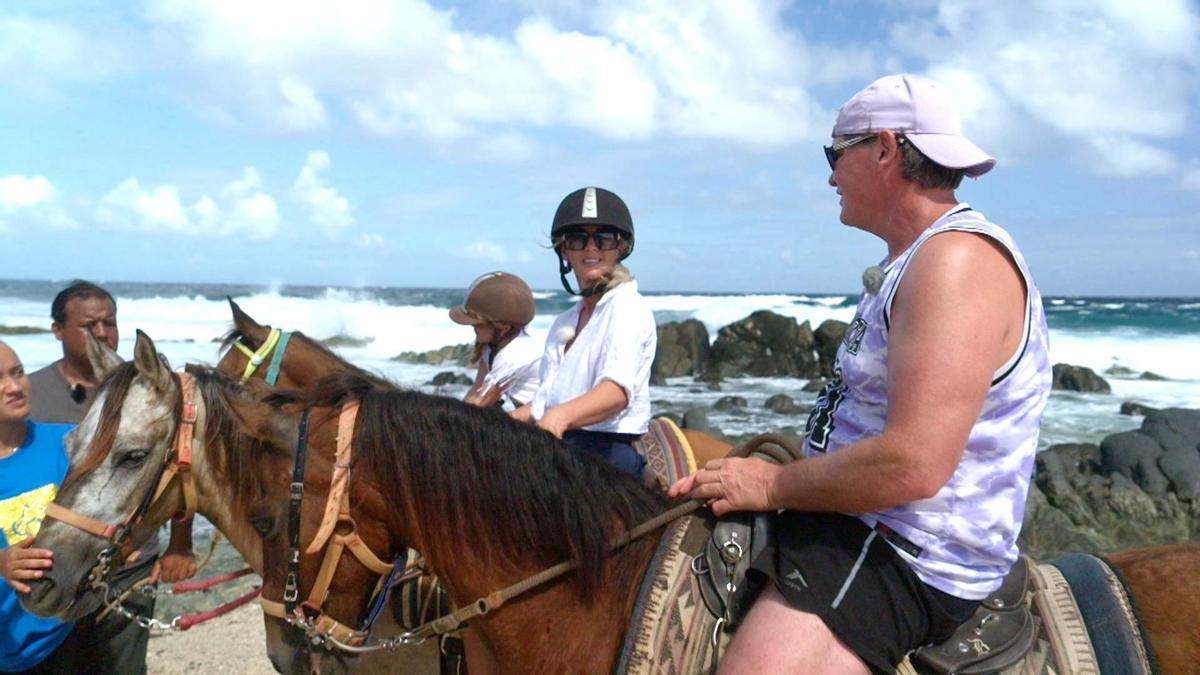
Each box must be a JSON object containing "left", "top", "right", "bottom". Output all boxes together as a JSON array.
[{"left": 833, "top": 73, "right": 995, "bottom": 177}]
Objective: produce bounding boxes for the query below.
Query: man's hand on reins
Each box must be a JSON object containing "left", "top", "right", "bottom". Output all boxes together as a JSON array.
[{"left": 668, "top": 457, "right": 781, "bottom": 517}]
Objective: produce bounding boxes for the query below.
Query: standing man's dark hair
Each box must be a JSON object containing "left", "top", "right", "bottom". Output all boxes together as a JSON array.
[{"left": 50, "top": 280, "right": 117, "bottom": 326}]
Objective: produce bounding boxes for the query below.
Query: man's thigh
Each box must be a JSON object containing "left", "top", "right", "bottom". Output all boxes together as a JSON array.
[{"left": 719, "top": 584, "right": 870, "bottom": 675}]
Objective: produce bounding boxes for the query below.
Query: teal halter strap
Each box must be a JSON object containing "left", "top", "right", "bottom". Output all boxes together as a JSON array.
[{"left": 265, "top": 331, "right": 291, "bottom": 386}]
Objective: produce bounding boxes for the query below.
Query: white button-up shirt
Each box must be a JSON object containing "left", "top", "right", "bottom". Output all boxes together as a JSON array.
[
  {"left": 480, "top": 330, "right": 543, "bottom": 407},
  {"left": 530, "top": 280, "right": 656, "bottom": 434}
]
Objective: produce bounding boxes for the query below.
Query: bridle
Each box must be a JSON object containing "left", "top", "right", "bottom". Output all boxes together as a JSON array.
[
  {"left": 259, "top": 402, "right": 407, "bottom": 648},
  {"left": 43, "top": 370, "right": 200, "bottom": 590},
  {"left": 233, "top": 327, "right": 291, "bottom": 385}
]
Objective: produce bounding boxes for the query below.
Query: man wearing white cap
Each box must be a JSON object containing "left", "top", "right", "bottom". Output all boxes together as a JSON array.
[{"left": 672, "top": 74, "right": 1051, "bottom": 673}]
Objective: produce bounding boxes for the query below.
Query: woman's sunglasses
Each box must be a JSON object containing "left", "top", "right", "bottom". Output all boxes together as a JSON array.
[{"left": 558, "top": 230, "right": 622, "bottom": 251}]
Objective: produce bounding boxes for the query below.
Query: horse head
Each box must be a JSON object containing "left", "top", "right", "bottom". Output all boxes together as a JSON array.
[{"left": 248, "top": 376, "right": 406, "bottom": 675}]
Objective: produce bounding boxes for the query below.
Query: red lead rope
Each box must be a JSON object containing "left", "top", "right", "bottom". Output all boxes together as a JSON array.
[{"left": 176, "top": 587, "right": 262, "bottom": 631}]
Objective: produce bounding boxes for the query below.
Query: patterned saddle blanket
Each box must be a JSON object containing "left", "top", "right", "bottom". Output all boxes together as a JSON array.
[{"left": 634, "top": 416, "right": 698, "bottom": 490}]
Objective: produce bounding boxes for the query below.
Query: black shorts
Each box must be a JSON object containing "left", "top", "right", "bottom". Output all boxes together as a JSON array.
[{"left": 749, "top": 512, "right": 978, "bottom": 674}]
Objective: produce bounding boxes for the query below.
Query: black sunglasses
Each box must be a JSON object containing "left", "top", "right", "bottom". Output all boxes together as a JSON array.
[
  {"left": 559, "top": 230, "right": 622, "bottom": 251},
  {"left": 823, "top": 134, "right": 876, "bottom": 171}
]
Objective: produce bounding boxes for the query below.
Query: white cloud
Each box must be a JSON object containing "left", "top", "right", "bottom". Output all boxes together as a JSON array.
[
  {"left": 292, "top": 151, "right": 352, "bottom": 238},
  {"left": 0, "top": 174, "right": 75, "bottom": 229},
  {"left": 0, "top": 175, "right": 53, "bottom": 209},
  {"left": 355, "top": 233, "right": 386, "bottom": 248},
  {"left": 1086, "top": 136, "right": 1178, "bottom": 177},
  {"left": 98, "top": 178, "right": 190, "bottom": 231},
  {"left": 890, "top": 1, "right": 1200, "bottom": 176},
  {"left": 98, "top": 169, "right": 280, "bottom": 239},
  {"left": 141, "top": 0, "right": 843, "bottom": 146},
  {"left": 454, "top": 240, "right": 532, "bottom": 263},
  {"left": 0, "top": 16, "right": 123, "bottom": 94}
]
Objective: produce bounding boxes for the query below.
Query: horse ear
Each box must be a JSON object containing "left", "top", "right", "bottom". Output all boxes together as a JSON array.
[
  {"left": 228, "top": 297, "right": 267, "bottom": 340},
  {"left": 85, "top": 330, "right": 123, "bottom": 380},
  {"left": 133, "top": 330, "right": 171, "bottom": 392}
]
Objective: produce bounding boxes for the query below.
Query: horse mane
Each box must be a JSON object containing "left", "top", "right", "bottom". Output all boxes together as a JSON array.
[
  {"left": 305, "top": 372, "right": 668, "bottom": 599},
  {"left": 183, "top": 364, "right": 293, "bottom": 519},
  {"left": 219, "top": 326, "right": 393, "bottom": 389},
  {"left": 64, "top": 362, "right": 174, "bottom": 486}
]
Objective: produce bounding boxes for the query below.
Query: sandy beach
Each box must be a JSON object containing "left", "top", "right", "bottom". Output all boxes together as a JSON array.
[{"left": 146, "top": 602, "right": 275, "bottom": 674}]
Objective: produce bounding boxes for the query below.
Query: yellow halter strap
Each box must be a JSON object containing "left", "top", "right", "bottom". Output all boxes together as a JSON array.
[{"left": 234, "top": 328, "right": 282, "bottom": 384}]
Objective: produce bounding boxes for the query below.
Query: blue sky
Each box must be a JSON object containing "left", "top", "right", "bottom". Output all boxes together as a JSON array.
[{"left": 2, "top": 1, "right": 1198, "bottom": 296}]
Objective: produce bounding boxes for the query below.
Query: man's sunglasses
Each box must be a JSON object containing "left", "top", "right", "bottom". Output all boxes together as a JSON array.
[
  {"left": 558, "top": 230, "right": 623, "bottom": 251},
  {"left": 823, "top": 134, "right": 876, "bottom": 171}
]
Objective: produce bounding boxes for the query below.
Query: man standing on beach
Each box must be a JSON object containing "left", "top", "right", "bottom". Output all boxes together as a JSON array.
[
  {"left": 25, "top": 280, "right": 196, "bottom": 675},
  {"left": 671, "top": 73, "right": 1051, "bottom": 673}
]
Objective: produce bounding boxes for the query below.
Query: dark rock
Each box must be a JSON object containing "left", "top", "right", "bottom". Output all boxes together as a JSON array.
[
  {"left": 682, "top": 407, "right": 710, "bottom": 432},
  {"left": 1120, "top": 401, "right": 1157, "bottom": 416},
  {"left": 651, "top": 319, "right": 712, "bottom": 384},
  {"left": 393, "top": 343, "right": 472, "bottom": 366},
  {"left": 813, "top": 320, "right": 848, "bottom": 378},
  {"left": 1159, "top": 447, "right": 1200, "bottom": 498},
  {"left": 1139, "top": 371, "right": 1166, "bottom": 381},
  {"left": 713, "top": 395, "right": 748, "bottom": 411},
  {"left": 428, "top": 371, "right": 472, "bottom": 386},
  {"left": 1143, "top": 408, "right": 1200, "bottom": 447},
  {"left": 1052, "top": 363, "right": 1111, "bottom": 393},
  {"left": 709, "top": 310, "right": 819, "bottom": 379},
  {"left": 764, "top": 394, "right": 804, "bottom": 415},
  {"left": 1100, "top": 430, "right": 1169, "bottom": 495},
  {"left": 802, "top": 378, "right": 826, "bottom": 393},
  {"left": 321, "top": 334, "right": 372, "bottom": 348},
  {"left": 1104, "top": 364, "right": 1137, "bottom": 377}
]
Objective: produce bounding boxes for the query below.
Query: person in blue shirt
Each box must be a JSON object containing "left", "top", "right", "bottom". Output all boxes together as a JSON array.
[{"left": 0, "top": 340, "right": 73, "bottom": 673}]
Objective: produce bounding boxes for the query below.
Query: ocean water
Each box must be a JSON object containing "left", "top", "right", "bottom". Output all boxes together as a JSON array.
[{"left": 2, "top": 279, "right": 1197, "bottom": 452}]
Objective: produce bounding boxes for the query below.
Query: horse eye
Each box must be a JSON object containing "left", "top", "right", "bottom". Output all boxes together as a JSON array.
[
  {"left": 119, "top": 449, "right": 150, "bottom": 467},
  {"left": 250, "top": 516, "right": 275, "bottom": 538}
]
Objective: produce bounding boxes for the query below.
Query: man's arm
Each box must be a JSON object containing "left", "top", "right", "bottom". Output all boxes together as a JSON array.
[{"left": 672, "top": 232, "right": 1027, "bottom": 515}]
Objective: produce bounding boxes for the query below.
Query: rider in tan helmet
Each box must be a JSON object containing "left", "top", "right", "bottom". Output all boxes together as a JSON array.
[{"left": 449, "top": 272, "right": 542, "bottom": 408}]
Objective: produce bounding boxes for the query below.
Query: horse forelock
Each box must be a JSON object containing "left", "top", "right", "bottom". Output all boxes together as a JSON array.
[
  {"left": 63, "top": 362, "right": 180, "bottom": 488},
  {"left": 310, "top": 372, "right": 667, "bottom": 598}
]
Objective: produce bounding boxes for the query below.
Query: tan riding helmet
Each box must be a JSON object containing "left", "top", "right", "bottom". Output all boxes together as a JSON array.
[{"left": 449, "top": 272, "right": 536, "bottom": 327}]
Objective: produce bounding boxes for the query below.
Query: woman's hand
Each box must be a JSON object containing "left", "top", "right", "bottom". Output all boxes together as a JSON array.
[
  {"left": 510, "top": 404, "right": 533, "bottom": 423},
  {"left": 0, "top": 538, "right": 53, "bottom": 593},
  {"left": 537, "top": 407, "right": 571, "bottom": 439}
]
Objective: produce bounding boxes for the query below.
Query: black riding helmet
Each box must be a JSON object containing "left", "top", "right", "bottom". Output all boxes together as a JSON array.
[{"left": 551, "top": 186, "right": 634, "bottom": 296}]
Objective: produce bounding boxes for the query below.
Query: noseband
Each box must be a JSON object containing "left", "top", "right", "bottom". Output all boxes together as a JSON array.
[
  {"left": 233, "top": 328, "right": 291, "bottom": 385},
  {"left": 259, "top": 402, "right": 404, "bottom": 648},
  {"left": 43, "top": 371, "right": 200, "bottom": 588}
]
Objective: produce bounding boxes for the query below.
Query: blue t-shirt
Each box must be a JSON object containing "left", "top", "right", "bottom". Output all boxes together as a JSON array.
[{"left": 1, "top": 421, "right": 72, "bottom": 672}]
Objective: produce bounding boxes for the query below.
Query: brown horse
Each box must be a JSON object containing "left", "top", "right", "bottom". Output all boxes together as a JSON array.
[{"left": 218, "top": 300, "right": 1200, "bottom": 673}]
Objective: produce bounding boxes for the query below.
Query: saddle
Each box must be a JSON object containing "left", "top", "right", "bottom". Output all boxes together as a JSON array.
[
  {"left": 912, "top": 556, "right": 1038, "bottom": 675},
  {"left": 691, "top": 438, "right": 801, "bottom": 632}
]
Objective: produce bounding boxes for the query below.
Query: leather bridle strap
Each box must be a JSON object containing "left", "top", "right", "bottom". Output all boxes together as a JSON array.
[
  {"left": 263, "top": 402, "right": 398, "bottom": 647},
  {"left": 234, "top": 328, "right": 282, "bottom": 385},
  {"left": 282, "top": 407, "right": 311, "bottom": 615}
]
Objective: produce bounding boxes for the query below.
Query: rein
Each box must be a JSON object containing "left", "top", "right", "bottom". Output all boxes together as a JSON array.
[
  {"left": 321, "top": 433, "right": 802, "bottom": 654},
  {"left": 233, "top": 328, "right": 291, "bottom": 385},
  {"left": 259, "top": 403, "right": 401, "bottom": 648},
  {"left": 44, "top": 370, "right": 200, "bottom": 587}
]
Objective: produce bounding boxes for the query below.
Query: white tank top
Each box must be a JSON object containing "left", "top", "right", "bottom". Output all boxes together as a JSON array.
[{"left": 802, "top": 204, "right": 1051, "bottom": 600}]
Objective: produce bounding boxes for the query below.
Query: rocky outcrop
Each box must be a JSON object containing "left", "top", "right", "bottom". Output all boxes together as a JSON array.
[
  {"left": 708, "top": 311, "right": 820, "bottom": 379},
  {"left": 428, "top": 371, "right": 472, "bottom": 386},
  {"left": 651, "top": 319, "right": 712, "bottom": 384},
  {"left": 392, "top": 343, "right": 472, "bottom": 366},
  {"left": 1019, "top": 409, "right": 1200, "bottom": 559},
  {"left": 1051, "top": 363, "right": 1111, "bottom": 393},
  {"left": 813, "top": 320, "right": 847, "bottom": 379}
]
